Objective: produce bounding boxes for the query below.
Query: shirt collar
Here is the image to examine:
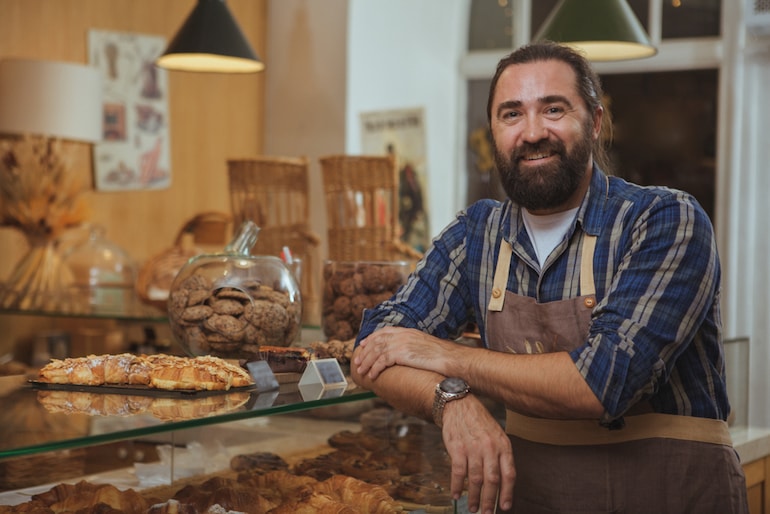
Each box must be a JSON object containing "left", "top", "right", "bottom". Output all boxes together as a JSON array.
[{"left": 505, "top": 163, "right": 608, "bottom": 243}]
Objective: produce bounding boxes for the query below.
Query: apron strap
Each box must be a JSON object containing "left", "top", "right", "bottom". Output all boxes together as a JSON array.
[
  {"left": 505, "top": 409, "right": 733, "bottom": 447},
  {"left": 580, "top": 234, "right": 597, "bottom": 297},
  {"left": 489, "top": 233, "right": 598, "bottom": 312},
  {"left": 488, "top": 241, "right": 513, "bottom": 312}
]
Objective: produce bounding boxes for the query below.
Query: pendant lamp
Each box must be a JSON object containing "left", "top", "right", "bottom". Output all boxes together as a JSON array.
[
  {"left": 533, "top": 0, "right": 657, "bottom": 62},
  {"left": 156, "top": 0, "right": 264, "bottom": 73}
]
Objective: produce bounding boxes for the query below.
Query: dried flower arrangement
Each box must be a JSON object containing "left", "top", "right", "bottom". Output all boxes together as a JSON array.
[
  {"left": 0, "top": 135, "right": 90, "bottom": 310},
  {"left": 0, "top": 135, "right": 90, "bottom": 239}
]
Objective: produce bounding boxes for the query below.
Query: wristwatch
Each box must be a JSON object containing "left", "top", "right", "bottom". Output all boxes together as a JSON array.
[{"left": 432, "top": 377, "right": 470, "bottom": 427}]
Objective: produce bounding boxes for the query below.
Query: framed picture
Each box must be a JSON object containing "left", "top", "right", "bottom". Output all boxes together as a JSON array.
[
  {"left": 360, "top": 107, "right": 431, "bottom": 253},
  {"left": 88, "top": 29, "right": 171, "bottom": 191}
]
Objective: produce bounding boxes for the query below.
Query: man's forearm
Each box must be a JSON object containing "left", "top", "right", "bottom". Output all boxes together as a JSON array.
[
  {"left": 454, "top": 349, "right": 604, "bottom": 419},
  {"left": 351, "top": 348, "right": 442, "bottom": 422}
]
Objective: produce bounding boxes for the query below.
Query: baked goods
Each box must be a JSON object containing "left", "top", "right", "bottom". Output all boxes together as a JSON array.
[
  {"left": 291, "top": 409, "right": 455, "bottom": 506},
  {"left": 168, "top": 272, "right": 301, "bottom": 359},
  {"left": 229, "top": 451, "right": 289, "bottom": 473},
  {"left": 243, "top": 345, "right": 311, "bottom": 374},
  {"left": 309, "top": 338, "right": 355, "bottom": 365},
  {"left": 37, "top": 353, "right": 254, "bottom": 391},
  {"left": 145, "top": 355, "right": 253, "bottom": 391},
  {"left": 316, "top": 475, "right": 402, "bottom": 514},
  {"left": 321, "top": 262, "right": 408, "bottom": 341},
  {"left": 20, "top": 481, "right": 153, "bottom": 514}
]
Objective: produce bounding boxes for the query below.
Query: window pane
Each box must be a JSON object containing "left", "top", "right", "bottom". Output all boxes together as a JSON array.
[
  {"left": 601, "top": 69, "right": 718, "bottom": 220},
  {"left": 662, "top": 0, "right": 721, "bottom": 39},
  {"left": 468, "top": 0, "right": 514, "bottom": 51}
]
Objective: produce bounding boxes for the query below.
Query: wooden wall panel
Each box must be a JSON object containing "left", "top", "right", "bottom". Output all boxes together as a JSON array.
[{"left": 0, "top": 0, "right": 266, "bottom": 354}]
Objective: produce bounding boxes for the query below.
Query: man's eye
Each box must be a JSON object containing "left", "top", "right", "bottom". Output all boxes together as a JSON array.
[{"left": 545, "top": 107, "right": 565, "bottom": 118}]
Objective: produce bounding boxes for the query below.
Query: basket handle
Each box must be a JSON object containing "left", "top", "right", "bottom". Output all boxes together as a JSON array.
[{"left": 174, "top": 211, "right": 233, "bottom": 245}]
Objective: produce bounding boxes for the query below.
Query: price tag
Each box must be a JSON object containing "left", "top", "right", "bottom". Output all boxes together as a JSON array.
[
  {"left": 298, "top": 358, "right": 348, "bottom": 388},
  {"left": 245, "top": 360, "right": 280, "bottom": 392}
]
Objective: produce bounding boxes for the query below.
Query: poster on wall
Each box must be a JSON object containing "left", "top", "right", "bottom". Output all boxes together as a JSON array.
[
  {"left": 88, "top": 29, "right": 171, "bottom": 191},
  {"left": 360, "top": 107, "right": 431, "bottom": 253}
]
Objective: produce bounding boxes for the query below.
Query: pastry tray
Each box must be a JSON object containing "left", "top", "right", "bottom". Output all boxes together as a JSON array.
[{"left": 27, "top": 380, "right": 257, "bottom": 398}]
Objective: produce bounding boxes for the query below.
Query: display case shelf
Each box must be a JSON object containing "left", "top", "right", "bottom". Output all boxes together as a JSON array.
[
  {"left": 0, "top": 374, "right": 374, "bottom": 460},
  {"left": 0, "top": 304, "right": 168, "bottom": 323}
]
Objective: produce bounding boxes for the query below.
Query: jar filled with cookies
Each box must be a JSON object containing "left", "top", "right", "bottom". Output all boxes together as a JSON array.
[
  {"left": 321, "top": 260, "right": 410, "bottom": 341},
  {"left": 167, "top": 220, "right": 301, "bottom": 359}
]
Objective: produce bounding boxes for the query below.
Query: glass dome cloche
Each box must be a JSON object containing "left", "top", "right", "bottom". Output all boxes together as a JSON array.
[{"left": 167, "top": 220, "right": 301, "bottom": 359}]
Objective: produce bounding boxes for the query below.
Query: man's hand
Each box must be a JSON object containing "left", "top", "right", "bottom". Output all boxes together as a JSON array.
[
  {"left": 355, "top": 326, "right": 459, "bottom": 380},
  {"left": 442, "top": 394, "right": 515, "bottom": 514}
]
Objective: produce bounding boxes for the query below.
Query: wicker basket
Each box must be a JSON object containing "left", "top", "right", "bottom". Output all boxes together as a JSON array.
[
  {"left": 320, "top": 155, "right": 422, "bottom": 262},
  {"left": 135, "top": 212, "right": 233, "bottom": 312},
  {"left": 227, "top": 157, "right": 321, "bottom": 318}
]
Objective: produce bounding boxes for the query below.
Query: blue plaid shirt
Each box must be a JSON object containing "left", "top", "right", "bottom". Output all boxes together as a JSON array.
[{"left": 357, "top": 166, "right": 728, "bottom": 421}]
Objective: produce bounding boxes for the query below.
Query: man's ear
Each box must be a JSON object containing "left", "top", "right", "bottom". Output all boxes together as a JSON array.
[{"left": 592, "top": 105, "right": 604, "bottom": 141}]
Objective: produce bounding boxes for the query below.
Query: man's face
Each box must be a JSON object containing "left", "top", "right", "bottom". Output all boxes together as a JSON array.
[{"left": 490, "top": 60, "right": 601, "bottom": 213}]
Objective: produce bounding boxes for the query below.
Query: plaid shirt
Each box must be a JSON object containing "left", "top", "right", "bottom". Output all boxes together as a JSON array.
[{"left": 357, "top": 166, "right": 728, "bottom": 421}]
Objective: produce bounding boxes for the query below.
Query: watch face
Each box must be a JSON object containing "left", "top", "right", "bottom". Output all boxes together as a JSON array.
[{"left": 441, "top": 377, "right": 468, "bottom": 394}]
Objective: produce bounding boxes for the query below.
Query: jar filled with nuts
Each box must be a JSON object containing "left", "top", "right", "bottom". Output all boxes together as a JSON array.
[
  {"left": 167, "top": 221, "right": 301, "bottom": 359},
  {"left": 321, "top": 260, "right": 410, "bottom": 341}
]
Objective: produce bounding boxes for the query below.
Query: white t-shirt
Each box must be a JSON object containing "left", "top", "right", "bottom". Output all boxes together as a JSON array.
[{"left": 521, "top": 206, "right": 579, "bottom": 269}]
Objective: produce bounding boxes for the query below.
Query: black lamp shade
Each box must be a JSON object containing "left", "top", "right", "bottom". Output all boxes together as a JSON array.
[
  {"left": 534, "top": 0, "right": 657, "bottom": 62},
  {"left": 156, "top": 0, "right": 264, "bottom": 73}
]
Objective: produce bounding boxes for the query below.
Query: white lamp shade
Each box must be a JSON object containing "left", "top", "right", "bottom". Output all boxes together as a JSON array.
[{"left": 0, "top": 58, "right": 103, "bottom": 143}]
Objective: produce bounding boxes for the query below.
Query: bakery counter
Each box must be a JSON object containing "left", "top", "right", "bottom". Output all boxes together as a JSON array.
[{"left": 732, "top": 425, "right": 770, "bottom": 465}]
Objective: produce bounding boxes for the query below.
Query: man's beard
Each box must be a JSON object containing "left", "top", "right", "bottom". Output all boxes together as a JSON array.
[{"left": 494, "top": 126, "right": 593, "bottom": 211}]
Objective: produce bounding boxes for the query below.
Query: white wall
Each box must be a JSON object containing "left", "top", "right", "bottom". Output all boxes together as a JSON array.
[{"left": 346, "top": 1, "right": 469, "bottom": 234}]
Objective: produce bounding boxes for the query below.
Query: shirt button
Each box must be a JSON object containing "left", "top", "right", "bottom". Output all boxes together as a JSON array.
[
  {"left": 584, "top": 297, "right": 596, "bottom": 308},
  {"left": 492, "top": 288, "right": 502, "bottom": 298}
]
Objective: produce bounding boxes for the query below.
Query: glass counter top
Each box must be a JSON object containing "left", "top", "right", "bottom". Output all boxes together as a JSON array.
[{"left": 0, "top": 374, "right": 375, "bottom": 459}]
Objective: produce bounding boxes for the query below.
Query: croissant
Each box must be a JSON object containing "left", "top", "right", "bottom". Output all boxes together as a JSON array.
[
  {"left": 264, "top": 492, "right": 358, "bottom": 514},
  {"left": 30, "top": 481, "right": 149, "bottom": 514},
  {"left": 317, "top": 475, "right": 404, "bottom": 514},
  {"left": 172, "top": 476, "right": 276, "bottom": 514},
  {"left": 38, "top": 353, "right": 254, "bottom": 391}
]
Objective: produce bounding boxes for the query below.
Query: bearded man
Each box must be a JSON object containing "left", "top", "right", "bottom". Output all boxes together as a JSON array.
[{"left": 352, "top": 41, "right": 748, "bottom": 514}]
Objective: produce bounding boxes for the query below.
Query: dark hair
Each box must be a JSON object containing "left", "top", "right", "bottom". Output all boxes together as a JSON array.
[{"left": 486, "top": 41, "right": 613, "bottom": 173}]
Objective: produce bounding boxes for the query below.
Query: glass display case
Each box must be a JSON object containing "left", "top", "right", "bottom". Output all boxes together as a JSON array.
[{"left": 0, "top": 304, "right": 462, "bottom": 512}]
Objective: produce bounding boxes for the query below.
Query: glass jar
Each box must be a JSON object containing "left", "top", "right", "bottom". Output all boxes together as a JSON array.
[
  {"left": 321, "top": 260, "right": 410, "bottom": 341},
  {"left": 62, "top": 225, "right": 137, "bottom": 315},
  {"left": 167, "top": 221, "right": 301, "bottom": 359}
]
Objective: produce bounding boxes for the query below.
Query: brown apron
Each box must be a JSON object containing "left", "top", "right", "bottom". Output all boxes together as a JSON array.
[{"left": 485, "top": 236, "right": 748, "bottom": 513}]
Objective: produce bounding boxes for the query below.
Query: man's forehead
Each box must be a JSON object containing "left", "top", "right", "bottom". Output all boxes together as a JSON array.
[{"left": 495, "top": 59, "right": 580, "bottom": 102}]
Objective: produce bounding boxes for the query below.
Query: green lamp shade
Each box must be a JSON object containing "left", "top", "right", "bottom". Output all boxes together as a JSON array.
[
  {"left": 534, "top": 0, "right": 657, "bottom": 62},
  {"left": 156, "top": 0, "right": 264, "bottom": 73}
]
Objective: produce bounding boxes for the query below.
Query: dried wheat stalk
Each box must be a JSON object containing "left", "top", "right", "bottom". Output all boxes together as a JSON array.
[
  {"left": 0, "top": 135, "right": 90, "bottom": 239},
  {"left": 0, "top": 135, "right": 88, "bottom": 310}
]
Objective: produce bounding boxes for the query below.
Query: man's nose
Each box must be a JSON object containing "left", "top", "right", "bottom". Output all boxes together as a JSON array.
[{"left": 522, "top": 116, "right": 548, "bottom": 143}]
